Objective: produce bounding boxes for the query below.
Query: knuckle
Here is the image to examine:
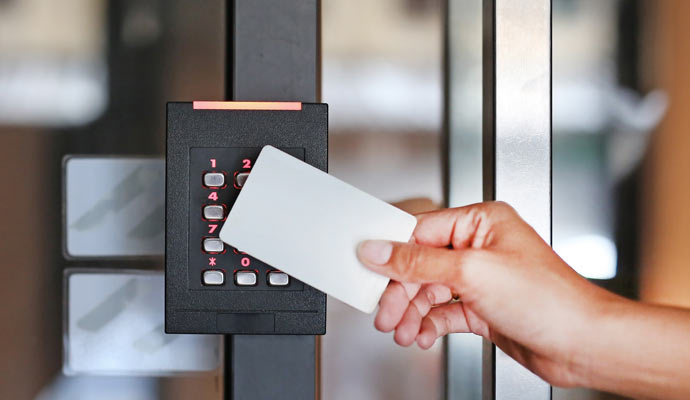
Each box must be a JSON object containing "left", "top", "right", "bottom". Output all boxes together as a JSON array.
[
  {"left": 487, "top": 201, "right": 507, "bottom": 216},
  {"left": 466, "top": 205, "right": 491, "bottom": 228},
  {"left": 492, "top": 200, "right": 510, "bottom": 210},
  {"left": 424, "top": 288, "right": 436, "bottom": 306},
  {"left": 430, "top": 310, "right": 452, "bottom": 337},
  {"left": 491, "top": 201, "right": 518, "bottom": 218},
  {"left": 442, "top": 314, "right": 454, "bottom": 335},
  {"left": 453, "top": 250, "right": 482, "bottom": 298},
  {"left": 493, "top": 200, "right": 508, "bottom": 207}
]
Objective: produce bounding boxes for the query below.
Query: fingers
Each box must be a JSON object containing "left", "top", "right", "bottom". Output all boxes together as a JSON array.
[
  {"left": 392, "top": 284, "right": 453, "bottom": 346},
  {"left": 375, "top": 281, "right": 420, "bottom": 332},
  {"left": 412, "top": 202, "right": 516, "bottom": 249},
  {"left": 391, "top": 197, "right": 440, "bottom": 214},
  {"left": 359, "top": 203, "right": 527, "bottom": 349},
  {"left": 411, "top": 283, "right": 453, "bottom": 317},
  {"left": 374, "top": 281, "right": 480, "bottom": 349},
  {"left": 416, "top": 303, "right": 471, "bottom": 349},
  {"left": 413, "top": 207, "right": 479, "bottom": 248},
  {"left": 394, "top": 301, "right": 424, "bottom": 346},
  {"left": 358, "top": 240, "right": 469, "bottom": 290}
]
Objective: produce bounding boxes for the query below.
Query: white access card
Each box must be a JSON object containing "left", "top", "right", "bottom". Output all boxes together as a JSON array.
[{"left": 219, "top": 146, "right": 417, "bottom": 313}]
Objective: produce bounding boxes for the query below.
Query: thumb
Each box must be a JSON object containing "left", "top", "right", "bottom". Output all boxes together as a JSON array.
[{"left": 357, "top": 240, "right": 465, "bottom": 289}]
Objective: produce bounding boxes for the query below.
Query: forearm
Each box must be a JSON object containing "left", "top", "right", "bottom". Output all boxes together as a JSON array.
[{"left": 576, "top": 297, "right": 690, "bottom": 399}]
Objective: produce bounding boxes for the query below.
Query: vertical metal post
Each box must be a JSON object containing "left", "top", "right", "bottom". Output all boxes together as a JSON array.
[
  {"left": 444, "top": 0, "right": 484, "bottom": 399},
  {"left": 225, "top": 1, "right": 321, "bottom": 399},
  {"left": 482, "top": 0, "right": 552, "bottom": 399}
]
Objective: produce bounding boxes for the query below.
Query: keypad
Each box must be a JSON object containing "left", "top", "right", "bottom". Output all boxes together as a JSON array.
[
  {"left": 234, "top": 172, "right": 250, "bottom": 188},
  {"left": 203, "top": 172, "right": 225, "bottom": 188},
  {"left": 202, "top": 205, "right": 225, "bottom": 220},
  {"left": 203, "top": 270, "right": 225, "bottom": 285},
  {"left": 267, "top": 271, "right": 289, "bottom": 286},
  {"left": 235, "top": 271, "right": 258, "bottom": 286},
  {"left": 202, "top": 237, "right": 224, "bottom": 253},
  {"left": 190, "top": 147, "right": 304, "bottom": 291}
]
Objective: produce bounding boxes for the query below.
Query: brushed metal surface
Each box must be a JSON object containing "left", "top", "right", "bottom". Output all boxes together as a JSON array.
[{"left": 482, "top": 0, "right": 552, "bottom": 399}]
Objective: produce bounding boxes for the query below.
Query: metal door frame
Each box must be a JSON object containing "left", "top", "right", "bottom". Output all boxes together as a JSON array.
[
  {"left": 445, "top": 0, "right": 552, "bottom": 399},
  {"left": 225, "top": 1, "right": 321, "bottom": 399}
]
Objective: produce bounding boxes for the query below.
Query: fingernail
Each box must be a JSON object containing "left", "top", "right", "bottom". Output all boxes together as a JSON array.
[{"left": 357, "top": 240, "right": 393, "bottom": 265}]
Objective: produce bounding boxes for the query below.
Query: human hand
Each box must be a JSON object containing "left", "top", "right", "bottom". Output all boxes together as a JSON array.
[
  {"left": 390, "top": 197, "right": 440, "bottom": 215},
  {"left": 357, "top": 202, "right": 621, "bottom": 387}
]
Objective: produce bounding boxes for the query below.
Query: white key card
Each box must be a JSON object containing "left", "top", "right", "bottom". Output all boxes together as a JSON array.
[{"left": 219, "top": 146, "right": 417, "bottom": 313}]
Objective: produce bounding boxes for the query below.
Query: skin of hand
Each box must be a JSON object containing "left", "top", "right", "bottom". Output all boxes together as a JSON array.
[
  {"left": 391, "top": 197, "right": 440, "bottom": 215},
  {"left": 356, "top": 202, "right": 690, "bottom": 399}
]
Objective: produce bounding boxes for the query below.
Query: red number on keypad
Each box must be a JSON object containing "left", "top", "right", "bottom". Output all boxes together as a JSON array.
[
  {"left": 241, "top": 257, "right": 251, "bottom": 267},
  {"left": 242, "top": 159, "right": 251, "bottom": 169},
  {"left": 210, "top": 158, "right": 217, "bottom": 168},
  {"left": 208, "top": 224, "right": 218, "bottom": 234},
  {"left": 208, "top": 192, "right": 218, "bottom": 201}
]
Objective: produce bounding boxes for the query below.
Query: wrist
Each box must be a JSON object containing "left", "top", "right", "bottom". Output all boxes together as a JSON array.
[{"left": 569, "top": 290, "right": 630, "bottom": 389}]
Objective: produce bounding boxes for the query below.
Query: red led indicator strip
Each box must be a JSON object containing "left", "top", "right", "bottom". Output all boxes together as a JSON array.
[{"left": 193, "top": 101, "right": 302, "bottom": 111}]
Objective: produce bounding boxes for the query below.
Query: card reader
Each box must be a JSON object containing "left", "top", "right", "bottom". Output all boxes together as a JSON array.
[{"left": 165, "top": 101, "right": 327, "bottom": 335}]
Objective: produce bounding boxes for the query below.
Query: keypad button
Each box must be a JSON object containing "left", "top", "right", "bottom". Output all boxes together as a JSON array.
[
  {"left": 203, "top": 172, "right": 225, "bottom": 188},
  {"left": 203, "top": 205, "right": 225, "bottom": 220},
  {"left": 234, "top": 172, "right": 250, "bottom": 188},
  {"left": 235, "top": 271, "right": 257, "bottom": 286},
  {"left": 267, "top": 271, "right": 289, "bottom": 286},
  {"left": 203, "top": 238, "right": 224, "bottom": 253},
  {"left": 203, "top": 270, "right": 224, "bottom": 285}
]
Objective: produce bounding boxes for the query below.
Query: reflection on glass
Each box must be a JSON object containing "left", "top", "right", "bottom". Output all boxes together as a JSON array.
[
  {"left": 446, "top": 0, "right": 668, "bottom": 399},
  {"left": 0, "top": 1, "right": 225, "bottom": 399},
  {"left": 322, "top": 0, "right": 444, "bottom": 399},
  {"left": 552, "top": 0, "right": 666, "bottom": 282},
  {"left": 64, "top": 270, "right": 221, "bottom": 376},
  {"left": 0, "top": 0, "right": 107, "bottom": 126}
]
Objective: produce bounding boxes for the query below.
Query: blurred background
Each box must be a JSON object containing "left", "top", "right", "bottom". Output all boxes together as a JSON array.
[{"left": 1, "top": 0, "right": 689, "bottom": 399}]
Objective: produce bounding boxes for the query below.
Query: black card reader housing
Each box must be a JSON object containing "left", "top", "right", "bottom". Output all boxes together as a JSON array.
[{"left": 165, "top": 101, "right": 327, "bottom": 335}]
